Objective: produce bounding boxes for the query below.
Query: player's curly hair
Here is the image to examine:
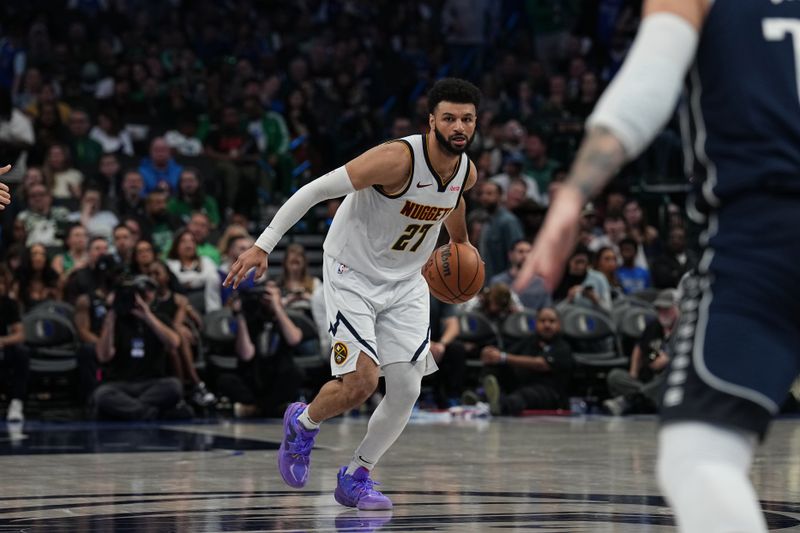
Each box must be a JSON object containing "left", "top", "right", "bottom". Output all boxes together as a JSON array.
[{"left": 427, "top": 78, "right": 481, "bottom": 114}]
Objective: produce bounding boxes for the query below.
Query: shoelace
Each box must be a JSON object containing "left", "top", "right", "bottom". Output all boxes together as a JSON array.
[
  {"left": 287, "top": 431, "right": 314, "bottom": 460},
  {"left": 353, "top": 476, "right": 382, "bottom": 498}
]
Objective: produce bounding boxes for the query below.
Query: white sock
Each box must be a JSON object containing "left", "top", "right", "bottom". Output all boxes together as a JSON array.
[
  {"left": 657, "top": 422, "right": 767, "bottom": 533},
  {"left": 349, "top": 362, "right": 423, "bottom": 472},
  {"left": 297, "top": 407, "right": 321, "bottom": 431}
]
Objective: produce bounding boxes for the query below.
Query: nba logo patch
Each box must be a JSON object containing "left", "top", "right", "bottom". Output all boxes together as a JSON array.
[
  {"left": 337, "top": 263, "right": 349, "bottom": 275},
  {"left": 333, "top": 342, "right": 349, "bottom": 365},
  {"left": 449, "top": 185, "right": 461, "bottom": 192}
]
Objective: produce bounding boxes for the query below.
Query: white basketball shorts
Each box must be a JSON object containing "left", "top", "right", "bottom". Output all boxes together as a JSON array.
[{"left": 323, "top": 253, "right": 438, "bottom": 377}]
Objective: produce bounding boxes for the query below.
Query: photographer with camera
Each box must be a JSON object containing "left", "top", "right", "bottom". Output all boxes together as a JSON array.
[
  {"left": 91, "top": 275, "right": 188, "bottom": 420},
  {"left": 227, "top": 280, "right": 303, "bottom": 417},
  {"left": 604, "top": 289, "right": 677, "bottom": 416}
]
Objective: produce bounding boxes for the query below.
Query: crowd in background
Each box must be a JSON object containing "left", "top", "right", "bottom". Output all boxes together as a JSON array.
[{"left": 0, "top": 0, "right": 697, "bottom": 423}]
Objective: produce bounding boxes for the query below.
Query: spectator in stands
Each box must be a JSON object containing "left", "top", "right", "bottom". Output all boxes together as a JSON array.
[
  {"left": 568, "top": 72, "right": 600, "bottom": 119},
  {"left": 76, "top": 185, "right": 118, "bottom": 241},
  {"left": 164, "top": 114, "right": 204, "bottom": 157},
  {"left": 504, "top": 178, "right": 530, "bottom": 211},
  {"left": 32, "top": 101, "right": 69, "bottom": 163},
  {"left": 43, "top": 143, "right": 83, "bottom": 201},
  {"left": 231, "top": 279, "right": 304, "bottom": 417},
  {"left": 187, "top": 212, "right": 220, "bottom": 265},
  {"left": 14, "top": 242, "right": 60, "bottom": 311},
  {"left": 63, "top": 237, "right": 112, "bottom": 303},
  {"left": 242, "top": 95, "right": 292, "bottom": 192},
  {"left": 522, "top": 132, "right": 561, "bottom": 197},
  {"left": 428, "top": 296, "right": 468, "bottom": 408},
  {"left": 112, "top": 223, "right": 136, "bottom": 268},
  {"left": 476, "top": 307, "right": 574, "bottom": 415},
  {"left": 0, "top": 86, "right": 35, "bottom": 183},
  {"left": 166, "top": 229, "right": 221, "bottom": 313},
  {"left": 390, "top": 116, "right": 414, "bottom": 139},
  {"left": 589, "top": 212, "right": 627, "bottom": 258},
  {"left": 67, "top": 109, "right": 103, "bottom": 174},
  {"left": 651, "top": 226, "right": 697, "bottom": 289},
  {"left": 167, "top": 168, "right": 221, "bottom": 227},
  {"left": 148, "top": 260, "right": 215, "bottom": 407},
  {"left": 116, "top": 169, "right": 146, "bottom": 221},
  {"left": 0, "top": 265, "right": 27, "bottom": 422},
  {"left": 593, "top": 246, "right": 624, "bottom": 301},
  {"left": 131, "top": 239, "right": 156, "bottom": 276},
  {"left": 90, "top": 108, "right": 134, "bottom": 156},
  {"left": 91, "top": 153, "right": 122, "bottom": 200},
  {"left": 604, "top": 289, "right": 676, "bottom": 416},
  {"left": 477, "top": 181, "right": 524, "bottom": 284},
  {"left": 142, "top": 190, "right": 181, "bottom": 254},
  {"left": 208, "top": 292, "right": 258, "bottom": 417},
  {"left": 216, "top": 224, "right": 250, "bottom": 264},
  {"left": 278, "top": 243, "right": 320, "bottom": 310},
  {"left": 25, "top": 83, "right": 70, "bottom": 123},
  {"left": 490, "top": 239, "right": 551, "bottom": 311},
  {"left": 490, "top": 153, "right": 543, "bottom": 205},
  {"left": 204, "top": 104, "right": 259, "bottom": 212},
  {"left": 14, "top": 67, "right": 43, "bottom": 110},
  {"left": 460, "top": 283, "right": 522, "bottom": 335},
  {"left": 51, "top": 223, "right": 89, "bottom": 278},
  {"left": 616, "top": 237, "right": 652, "bottom": 295},
  {"left": 622, "top": 198, "right": 660, "bottom": 258},
  {"left": 553, "top": 246, "right": 612, "bottom": 311},
  {"left": 139, "top": 137, "right": 183, "bottom": 194},
  {"left": 92, "top": 275, "right": 189, "bottom": 421},
  {"left": 219, "top": 234, "right": 257, "bottom": 305}
]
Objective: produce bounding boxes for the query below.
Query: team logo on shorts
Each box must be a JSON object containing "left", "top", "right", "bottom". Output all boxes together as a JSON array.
[{"left": 333, "top": 342, "right": 349, "bottom": 365}]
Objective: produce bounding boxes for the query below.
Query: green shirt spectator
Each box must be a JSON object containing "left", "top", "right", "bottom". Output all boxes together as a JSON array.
[{"left": 167, "top": 168, "right": 221, "bottom": 227}]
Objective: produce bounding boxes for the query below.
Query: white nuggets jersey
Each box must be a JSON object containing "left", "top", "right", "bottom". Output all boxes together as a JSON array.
[{"left": 324, "top": 133, "right": 470, "bottom": 281}]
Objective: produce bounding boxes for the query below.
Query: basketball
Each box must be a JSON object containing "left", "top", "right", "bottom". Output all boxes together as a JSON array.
[{"left": 423, "top": 242, "right": 485, "bottom": 304}]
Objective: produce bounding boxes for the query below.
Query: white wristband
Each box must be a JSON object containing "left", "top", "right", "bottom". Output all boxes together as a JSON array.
[{"left": 254, "top": 166, "right": 356, "bottom": 253}]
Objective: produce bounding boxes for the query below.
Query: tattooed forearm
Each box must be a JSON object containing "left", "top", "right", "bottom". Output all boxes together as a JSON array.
[{"left": 565, "top": 127, "right": 628, "bottom": 202}]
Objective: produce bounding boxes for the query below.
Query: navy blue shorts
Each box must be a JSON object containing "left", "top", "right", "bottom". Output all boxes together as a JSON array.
[{"left": 660, "top": 193, "right": 800, "bottom": 439}]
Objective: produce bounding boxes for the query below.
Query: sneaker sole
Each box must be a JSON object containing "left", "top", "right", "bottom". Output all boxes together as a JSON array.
[{"left": 483, "top": 375, "right": 501, "bottom": 416}]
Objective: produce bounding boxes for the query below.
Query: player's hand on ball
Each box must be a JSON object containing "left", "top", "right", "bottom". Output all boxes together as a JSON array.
[
  {"left": 224, "top": 246, "right": 268, "bottom": 289},
  {"left": 0, "top": 165, "right": 12, "bottom": 210},
  {"left": 513, "top": 185, "right": 582, "bottom": 294}
]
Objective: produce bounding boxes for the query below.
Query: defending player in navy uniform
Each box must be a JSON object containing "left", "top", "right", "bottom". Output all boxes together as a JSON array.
[
  {"left": 225, "top": 78, "right": 479, "bottom": 510},
  {"left": 513, "top": 0, "right": 800, "bottom": 531}
]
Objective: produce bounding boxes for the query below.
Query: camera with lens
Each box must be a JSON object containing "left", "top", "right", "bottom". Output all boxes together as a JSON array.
[
  {"left": 114, "top": 275, "right": 157, "bottom": 316},
  {"left": 237, "top": 282, "right": 271, "bottom": 321}
]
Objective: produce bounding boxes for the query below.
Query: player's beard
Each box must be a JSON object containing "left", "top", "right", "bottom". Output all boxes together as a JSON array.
[{"left": 433, "top": 126, "right": 473, "bottom": 155}]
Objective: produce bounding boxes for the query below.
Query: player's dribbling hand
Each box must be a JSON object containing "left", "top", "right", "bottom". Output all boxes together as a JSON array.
[
  {"left": 513, "top": 185, "right": 583, "bottom": 294},
  {"left": 224, "top": 246, "right": 268, "bottom": 289},
  {"left": 0, "top": 165, "right": 12, "bottom": 210}
]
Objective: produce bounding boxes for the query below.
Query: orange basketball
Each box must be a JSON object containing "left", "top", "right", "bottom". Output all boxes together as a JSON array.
[{"left": 423, "top": 242, "right": 485, "bottom": 304}]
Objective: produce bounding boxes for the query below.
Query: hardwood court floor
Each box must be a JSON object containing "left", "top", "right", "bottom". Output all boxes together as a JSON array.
[{"left": 1, "top": 415, "right": 799, "bottom": 532}]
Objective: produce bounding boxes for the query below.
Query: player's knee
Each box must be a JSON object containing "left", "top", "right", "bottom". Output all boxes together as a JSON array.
[{"left": 343, "top": 372, "right": 378, "bottom": 406}]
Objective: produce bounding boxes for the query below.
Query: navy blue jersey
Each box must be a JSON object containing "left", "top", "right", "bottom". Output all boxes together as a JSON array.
[{"left": 686, "top": 0, "right": 800, "bottom": 206}]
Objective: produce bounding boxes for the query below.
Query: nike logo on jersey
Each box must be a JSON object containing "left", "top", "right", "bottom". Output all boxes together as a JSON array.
[
  {"left": 358, "top": 455, "right": 374, "bottom": 465},
  {"left": 416, "top": 182, "right": 432, "bottom": 188}
]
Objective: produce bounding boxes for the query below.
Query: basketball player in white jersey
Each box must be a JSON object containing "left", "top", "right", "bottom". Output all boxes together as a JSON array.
[
  {"left": 513, "top": 0, "right": 800, "bottom": 531},
  {"left": 224, "top": 79, "right": 480, "bottom": 510}
]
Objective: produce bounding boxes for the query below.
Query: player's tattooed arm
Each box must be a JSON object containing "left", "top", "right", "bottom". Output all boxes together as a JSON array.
[{"left": 563, "top": 126, "right": 626, "bottom": 204}]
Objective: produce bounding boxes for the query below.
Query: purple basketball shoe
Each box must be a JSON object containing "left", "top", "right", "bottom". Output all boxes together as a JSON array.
[
  {"left": 334, "top": 466, "right": 393, "bottom": 510},
  {"left": 277, "top": 402, "right": 319, "bottom": 488}
]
